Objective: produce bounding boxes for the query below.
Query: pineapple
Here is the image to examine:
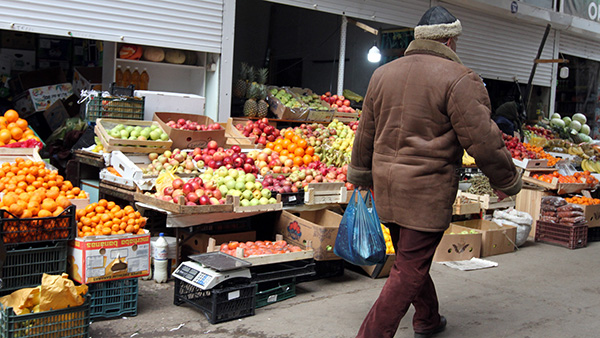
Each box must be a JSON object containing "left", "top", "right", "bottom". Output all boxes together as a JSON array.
[
  {"left": 243, "top": 85, "right": 259, "bottom": 117},
  {"left": 257, "top": 85, "right": 269, "bottom": 118},
  {"left": 245, "top": 66, "right": 256, "bottom": 99},
  {"left": 233, "top": 63, "right": 249, "bottom": 99}
]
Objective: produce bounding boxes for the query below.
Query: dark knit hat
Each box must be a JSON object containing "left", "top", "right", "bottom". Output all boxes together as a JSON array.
[{"left": 414, "top": 6, "right": 462, "bottom": 40}]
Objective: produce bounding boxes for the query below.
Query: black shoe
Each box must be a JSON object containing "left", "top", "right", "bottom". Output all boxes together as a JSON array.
[{"left": 414, "top": 315, "right": 447, "bottom": 338}]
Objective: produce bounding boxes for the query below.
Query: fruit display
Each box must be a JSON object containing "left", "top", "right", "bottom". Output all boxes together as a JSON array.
[
  {"left": 523, "top": 125, "right": 554, "bottom": 140},
  {"left": 549, "top": 112, "right": 592, "bottom": 143},
  {"left": 503, "top": 134, "right": 536, "bottom": 160},
  {"left": 165, "top": 118, "right": 223, "bottom": 131},
  {"left": 381, "top": 224, "right": 394, "bottom": 254},
  {"left": 144, "top": 148, "right": 202, "bottom": 176},
  {"left": 580, "top": 157, "right": 600, "bottom": 173},
  {"left": 153, "top": 175, "right": 223, "bottom": 206},
  {"left": 194, "top": 141, "right": 256, "bottom": 173},
  {"left": 0, "top": 158, "right": 87, "bottom": 219},
  {"left": 270, "top": 88, "right": 302, "bottom": 109},
  {"left": 219, "top": 239, "right": 302, "bottom": 258},
  {"left": 107, "top": 123, "right": 169, "bottom": 141},
  {"left": 200, "top": 167, "right": 278, "bottom": 207},
  {"left": 295, "top": 91, "right": 332, "bottom": 111},
  {"left": 320, "top": 92, "right": 356, "bottom": 114},
  {"left": 522, "top": 143, "right": 560, "bottom": 166},
  {"left": 565, "top": 195, "right": 600, "bottom": 205},
  {"left": 234, "top": 118, "right": 280, "bottom": 146},
  {"left": 0, "top": 109, "right": 42, "bottom": 146},
  {"left": 76, "top": 200, "right": 146, "bottom": 236},
  {"left": 531, "top": 171, "right": 598, "bottom": 186}
]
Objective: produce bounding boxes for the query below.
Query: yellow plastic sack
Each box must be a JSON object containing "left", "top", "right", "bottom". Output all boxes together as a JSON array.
[{"left": 155, "top": 169, "right": 179, "bottom": 198}]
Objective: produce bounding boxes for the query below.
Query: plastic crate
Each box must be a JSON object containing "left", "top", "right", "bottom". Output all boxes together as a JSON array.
[
  {"left": 0, "top": 295, "right": 90, "bottom": 338},
  {"left": 87, "top": 278, "right": 138, "bottom": 321},
  {"left": 297, "top": 259, "right": 344, "bottom": 283},
  {"left": 250, "top": 259, "right": 315, "bottom": 284},
  {"left": 535, "top": 220, "right": 588, "bottom": 249},
  {"left": 0, "top": 205, "right": 76, "bottom": 247},
  {"left": 85, "top": 95, "right": 144, "bottom": 122},
  {"left": 276, "top": 192, "right": 305, "bottom": 207},
  {"left": 1, "top": 242, "right": 68, "bottom": 294},
  {"left": 588, "top": 227, "right": 600, "bottom": 242},
  {"left": 255, "top": 281, "right": 296, "bottom": 308},
  {"left": 173, "top": 279, "right": 256, "bottom": 324}
]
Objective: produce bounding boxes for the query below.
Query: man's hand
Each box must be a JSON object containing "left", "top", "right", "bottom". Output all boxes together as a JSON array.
[{"left": 494, "top": 190, "right": 509, "bottom": 201}]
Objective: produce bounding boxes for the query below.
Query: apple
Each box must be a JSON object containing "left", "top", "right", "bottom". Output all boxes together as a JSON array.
[
  {"left": 172, "top": 178, "right": 184, "bottom": 190},
  {"left": 199, "top": 195, "right": 210, "bottom": 205}
]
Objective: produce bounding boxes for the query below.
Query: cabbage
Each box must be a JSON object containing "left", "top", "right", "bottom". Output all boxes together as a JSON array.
[
  {"left": 551, "top": 113, "right": 561, "bottom": 120},
  {"left": 550, "top": 118, "right": 565, "bottom": 128},
  {"left": 570, "top": 120, "right": 582, "bottom": 132},
  {"left": 581, "top": 124, "right": 591, "bottom": 136},
  {"left": 573, "top": 113, "right": 587, "bottom": 125}
]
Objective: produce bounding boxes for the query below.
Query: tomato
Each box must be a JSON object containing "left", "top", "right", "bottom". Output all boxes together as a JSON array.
[{"left": 228, "top": 241, "right": 239, "bottom": 250}]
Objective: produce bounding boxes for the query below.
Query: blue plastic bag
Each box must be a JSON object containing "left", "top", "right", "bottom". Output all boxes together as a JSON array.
[{"left": 334, "top": 189, "right": 387, "bottom": 266}]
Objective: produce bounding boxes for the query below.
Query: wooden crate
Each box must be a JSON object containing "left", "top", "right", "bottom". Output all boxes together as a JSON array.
[
  {"left": 453, "top": 192, "right": 481, "bottom": 215},
  {"left": 206, "top": 234, "right": 314, "bottom": 266},
  {"left": 521, "top": 170, "right": 589, "bottom": 195},
  {"left": 226, "top": 194, "right": 283, "bottom": 213},
  {"left": 304, "top": 182, "right": 347, "bottom": 205},
  {"left": 0, "top": 147, "right": 42, "bottom": 163},
  {"left": 460, "top": 192, "right": 516, "bottom": 210},
  {"left": 514, "top": 188, "right": 556, "bottom": 238},
  {"left": 333, "top": 112, "right": 359, "bottom": 123},
  {"left": 224, "top": 118, "right": 263, "bottom": 149},
  {"left": 134, "top": 192, "right": 233, "bottom": 214},
  {"left": 95, "top": 118, "right": 173, "bottom": 153}
]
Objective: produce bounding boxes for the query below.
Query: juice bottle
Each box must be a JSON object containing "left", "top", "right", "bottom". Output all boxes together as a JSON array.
[
  {"left": 115, "top": 65, "right": 123, "bottom": 87},
  {"left": 131, "top": 67, "right": 140, "bottom": 90},
  {"left": 139, "top": 68, "right": 150, "bottom": 90},
  {"left": 122, "top": 66, "right": 132, "bottom": 87}
]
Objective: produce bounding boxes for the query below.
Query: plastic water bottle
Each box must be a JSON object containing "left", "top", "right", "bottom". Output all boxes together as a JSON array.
[{"left": 153, "top": 233, "right": 169, "bottom": 283}]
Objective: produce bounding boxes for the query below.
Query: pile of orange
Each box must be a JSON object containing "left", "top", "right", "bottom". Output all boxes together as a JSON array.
[
  {"left": 0, "top": 109, "right": 41, "bottom": 146},
  {"left": 523, "top": 143, "right": 560, "bottom": 166},
  {"left": 266, "top": 129, "right": 319, "bottom": 167},
  {"left": 0, "top": 158, "right": 87, "bottom": 218},
  {"left": 565, "top": 195, "right": 600, "bottom": 206},
  {"left": 76, "top": 200, "right": 146, "bottom": 237}
]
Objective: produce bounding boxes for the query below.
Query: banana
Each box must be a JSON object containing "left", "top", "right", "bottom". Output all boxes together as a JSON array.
[
  {"left": 593, "top": 160, "right": 600, "bottom": 173},
  {"left": 582, "top": 159, "right": 592, "bottom": 172}
]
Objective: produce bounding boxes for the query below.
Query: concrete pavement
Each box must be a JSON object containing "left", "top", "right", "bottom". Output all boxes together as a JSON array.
[{"left": 88, "top": 239, "right": 600, "bottom": 338}]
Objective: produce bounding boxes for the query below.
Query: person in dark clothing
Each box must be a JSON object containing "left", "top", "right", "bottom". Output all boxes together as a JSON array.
[{"left": 493, "top": 101, "right": 521, "bottom": 136}]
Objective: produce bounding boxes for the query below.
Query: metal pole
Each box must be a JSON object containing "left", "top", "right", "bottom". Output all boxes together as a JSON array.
[
  {"left": 524, "top": 24, "right": 551, "bottom": 116},
  {"left": 338, "top": 16, "right": 347, "bottom": 96}
]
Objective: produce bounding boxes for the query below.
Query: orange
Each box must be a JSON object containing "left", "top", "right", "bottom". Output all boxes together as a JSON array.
[
  {"left": 287, "top": 143, "right": 297, "bottom": 153},
  {"left": 0, "top": 116, "right": 6, "bottom": 126},
  {"left": 41, "top": 199, "right": 57, "bottom": 213},
  {"left": 274, "top": 138, "right": 283, "bottom": 146},
  {"left": 106, "top": 201, "right": 116, "bottom": 210},
  {"left": 305, "top": 146, "right": 315, "bottom": 156},
  {"left": 273, "top": 144, "right": 283, "bottom": 153},
  {"left": 280, "top": 149, "right": 290, "bottom": 157},
  {"left": 15, "top": 119, "right": 27, "bottom": 130},
  {"left": 46, "top": 188, "right": 60, "bottom": 200},
  {"left": 95, "top": 205, "right": 105, "bottom": 214},
  {"left": 38, "top": 210, "right": 52, "bottom": 218},
  {"left": 292, "top": 135, "right": 300, "bottom": 144},
  {"left": 21, "top": 209, "right": 33, "bottom": 219},
  {"left": 9, "top": 203, "right": 23, "bottom": 217},
  {"left": 266, "top": 142, "right": 274, "bottom": 149},
  {"left": 294, "top": 147, "right": 305, "bottom": 157},
  {"left": 284, "top": 130, "right": 294, "bottom": 140},
  {"left": 303, "top": 154, "right": 312, "bottom": 165},
  {"left": 297, "top": 139, "right": 308, "bottom": 149},
  {"left": 124, "top": 205, "right": 134, "bottom": 214},
  {"left": 4, "top": 109, "right": 19, "bottom": 123},
  {"left": 56, "top": 196, "right": 71, "bottom": 209},
  {"left": 0, "top": 129, "right": 11, "bottom": 144},
  {"left": 53, "top": 206, "right": 64, "bottom": 217},
  {"left": 282, "top": 139, "right": 292, "bottom": 149},
  {"left": 98, "top": 199, "right": 108, "bottom": 207},
  {"left": 10, "top": 127, "right": 23, "bottom": 140},
  {"left": 293, "top": 156, "right": 304, "bottom": 166}
]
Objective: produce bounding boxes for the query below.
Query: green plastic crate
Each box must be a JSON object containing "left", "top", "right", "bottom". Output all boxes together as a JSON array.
[
  {"left": 255, "top": 282, "right": 296, "bottom": 308},
  {"left": 84, "top": 95, "right": 144, "bottom": 122},
  {"left": 87, "top": 278, "right": 138, "bottom": 321},
  {"left": 1, "top": 242, "right": 68, "bottom": 295},
  {"left": 0, "top": 295, "right": 90, "bottom": 338}
]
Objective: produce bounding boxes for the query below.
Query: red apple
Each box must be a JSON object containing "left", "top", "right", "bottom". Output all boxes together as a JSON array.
[
  {"left": 207, "top": 140, "right": 218, "bottom": 150},
  {"left": 172, "top": 178, "right": 184, "bottom": 190}
]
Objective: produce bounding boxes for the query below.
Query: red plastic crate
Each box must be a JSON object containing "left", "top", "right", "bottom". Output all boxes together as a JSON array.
[{"left": 535, "top": 220, "right": 588, "bottom": 249}]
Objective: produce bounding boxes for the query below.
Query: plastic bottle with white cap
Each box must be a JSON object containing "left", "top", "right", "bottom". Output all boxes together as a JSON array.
[{"left": 153, "top": 233, "right": 169, "bottom": 283}]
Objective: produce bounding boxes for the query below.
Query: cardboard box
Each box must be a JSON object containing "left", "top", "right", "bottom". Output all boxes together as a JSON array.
[
  {"left": 180, "top": 231, "right": 257, "bottom": 257},
  {"left": 515, "top": 188, "right": 556, "bottom": 237},
  {"left": 15, "top": 82, "right": 74, "bottom": 116},
  {"left": 134, "top": 90, "right": 206, "bottom": 121},
  {"left": 43, "top": 97, "right": 70, "bottom": 131},
  {"left": 433, "top": 224, "right": 482, "bottom": 262},
  {"left": 1, "top": 31, "right": 35, "bottom": 50},
  {"left": 153, "top": 112, "right": 226, "bottom": 149},
  {"left": 72, "top": 66, "right": 102, "bottom": 95},
  {"left": 360, "top": 254, "right": 396, "bottom": 278},
  {"left": 274, "top": 209, "right": 342, "bottom": 261},
  {"left": 67, "top": 230, "right": 151, "bottom": 284},
  {"left": 583, "top": 204, "right": 600, "bottom": 228},
  {"left": 16, "top": 67, "right": 67, "bottom": 92},
  {"left": 0, "top": 48, "right": 35, "bottom": 73},
  {"left": 451, "top": 219, "right": 517, "bottom": 257}
]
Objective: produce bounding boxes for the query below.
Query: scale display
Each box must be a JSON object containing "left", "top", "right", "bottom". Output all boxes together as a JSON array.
[{"left": 173, "top": 252, "right": 252, "bottom": 290}]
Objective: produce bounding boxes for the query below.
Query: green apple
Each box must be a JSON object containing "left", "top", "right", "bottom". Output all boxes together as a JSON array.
[
  {"left": 140, "top": 128, "right": 151, "bottom": 139},
  {"left": 228, "top": 169, "right": 239, "bottom": 179},
  {"left": 253, "top": 182, "right": 262, "bottom": 191},
  {"left": 225, "top": 180, "right": 236, "bottom": 190},
  {"left": 160, "top": 133, "right": 169, "bottom": 141},
  {"left": 125, "top": 125, "right": 134, "bottom": 133},
  {"left": 109, "top": 129, "right": 120, "bottom": 138},
  {"left": 150, "top": 130, "right": 161, "bottom": 140},
  {"left": 259, "top": 197, "right": 269, "bottom": 205},
  {"left": 241, "top": 199, "right": 251, "bottom": 207},
  {"left": 235, "top": 181, "right": 246, "bottom": 191},
  {"left": 250, "top": 198, "right": 260, "bottom": 206},
  {"left": 261, "top": 188, "right": 271, "bottom": 199},
  {"left": 242, "top": 190, "right": 253, "bottom": 200},
  {"left": 120, "top": 129, "right": 130, "bottom": 139},
  {"left": 219, "top": 185, "right": 228, "bottom": 195},
  {"left": 245, "top": 173, "right": 256, "bottom": 183},
  {"left": 268, "top": 197, "right": 277, "bottom": 204}
]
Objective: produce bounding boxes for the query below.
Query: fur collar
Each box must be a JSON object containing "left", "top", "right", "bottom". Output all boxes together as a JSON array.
[{"left": 404, "top": 39, "right": 463, "bottom": 65}]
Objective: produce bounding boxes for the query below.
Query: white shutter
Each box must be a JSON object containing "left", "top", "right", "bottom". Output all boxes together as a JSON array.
[
  {"left": 443, "top": 4, "right": 554, "bottom": 87},
  {"left": 265, "top": 0, "right": 427, "bottom": 27},
  {"left": 0, "top": 0, "right": 223, "bottom": 53},
  {"left": 559, "top": 32, "right": 600, "bottom": 62}
]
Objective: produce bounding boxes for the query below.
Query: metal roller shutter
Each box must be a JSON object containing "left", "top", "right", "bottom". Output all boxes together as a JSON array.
[
  {"left": 0, "top": 0, "right": 223, "bottom": 53},
  {"left": 265, "top": 0, "right": 428, "bottom": 27},
  {"left": 559, "top": 32, "right": 600, "bottom": 62},
  {"left": 443, "top": 3, "right": 554, "bottom": 87}
]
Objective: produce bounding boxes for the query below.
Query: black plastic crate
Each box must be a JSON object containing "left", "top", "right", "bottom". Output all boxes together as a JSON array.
[
  {"left": 276, "top": 192, "right": 305, "bottom": 206},
  {"left": 1, "top": 242, "right": 68, "bottom": 295},
  {"left": 84, "top": 95, "right": 144, "bottom": 122},
  {"left": 0, "top": 205, "right": 76, "bottom": 247},
  {"left": 588, "top": 227, "right": 600, "bottom": 242},
  {"left": 250, "top": 258, "right": 315, "bottom": 284},
  {"left": 173, "top": 279, "right": 256, "bottom": 324},
  {"left": 0, "top": 295, "right": 90, "bottom": 338},
  {"left": 297, "top": 259, "right": 344, "bottom": 283},
  {"left": 87, "top": 278, "right": 138, "bottom": 321},
  {"left": 255, "top": 281, "right": 296, "bottom": 308}
]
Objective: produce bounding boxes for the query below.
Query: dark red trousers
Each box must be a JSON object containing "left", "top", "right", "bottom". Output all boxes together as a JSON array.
[{"left": 356, "top": 223, "right": 444, "bottom": 338}]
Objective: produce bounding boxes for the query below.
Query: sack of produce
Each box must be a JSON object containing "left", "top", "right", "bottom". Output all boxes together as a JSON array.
[{"left": 492, "top": 208, "right": 532, "bottom": 247}]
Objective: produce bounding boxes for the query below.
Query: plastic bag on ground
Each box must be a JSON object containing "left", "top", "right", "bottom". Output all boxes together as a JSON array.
[{"left": 334, "top": 189, "right": 387, "bottom": 266}]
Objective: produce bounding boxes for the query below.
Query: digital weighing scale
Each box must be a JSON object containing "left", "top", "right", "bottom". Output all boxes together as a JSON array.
[{"left": 172, "top": 252, "right": 252, "bottom": 290}]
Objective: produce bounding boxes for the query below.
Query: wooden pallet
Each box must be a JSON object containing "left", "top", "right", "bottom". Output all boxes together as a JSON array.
[{"left": 206, "top": 234, "right": 314, "bottom": 266}]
